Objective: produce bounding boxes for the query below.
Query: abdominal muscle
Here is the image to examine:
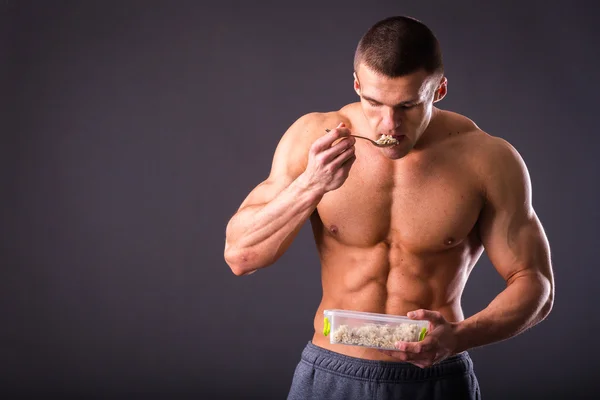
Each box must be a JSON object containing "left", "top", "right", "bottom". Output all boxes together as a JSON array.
[{"left": 310, "top": 239, "right": 475, "bottom": 361}]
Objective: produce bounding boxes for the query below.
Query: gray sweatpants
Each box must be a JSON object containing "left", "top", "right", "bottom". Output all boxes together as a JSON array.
[{"left": 287, "top": 342, "right": 481, "bottom": 400}]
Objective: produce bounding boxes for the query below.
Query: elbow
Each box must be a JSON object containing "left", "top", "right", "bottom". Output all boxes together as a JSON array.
[
  {"left": 539, "top": 295, "right": 554, "bottom": 324},
  {"left": 224, "top": 245, "right": 267, "bottom": 276},
  {"left": 539, "top": 275, "right": 555, "bottom": 320},
  {"left": 544, "top": 284, "right": 555, "bottom": 318}
]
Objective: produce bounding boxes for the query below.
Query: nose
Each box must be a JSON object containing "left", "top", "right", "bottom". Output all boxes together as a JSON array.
[{"left": 381, "top": 108, "right": 401, "bottom": 132}]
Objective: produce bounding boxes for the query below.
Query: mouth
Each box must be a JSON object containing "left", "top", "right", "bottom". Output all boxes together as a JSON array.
[
  {"left": 389, "top": 134, "right": 406, "bottom": 145},
  {"left": 379, "top": 132, "right": 405, "bottom": 138}
]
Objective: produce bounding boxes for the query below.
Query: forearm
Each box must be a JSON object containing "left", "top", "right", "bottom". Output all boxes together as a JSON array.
[
  {"left": 225, "top": 177, "right": 322, "bottom": 274},
  {"left": 454, "top": 270, "right": 553, "bottom": 353}
]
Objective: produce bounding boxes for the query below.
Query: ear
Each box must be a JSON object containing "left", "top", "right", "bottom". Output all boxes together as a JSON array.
[
  {"left": 433, "top": 76, "right": 448, "bottom": 103},
  {"left": 353, "top": 72, "right": 361, "bottom": 96}
]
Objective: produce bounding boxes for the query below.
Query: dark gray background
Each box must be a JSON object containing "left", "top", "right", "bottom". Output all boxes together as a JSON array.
[{"left": 2, "top": 1, "right": 599, "bottom": 399}]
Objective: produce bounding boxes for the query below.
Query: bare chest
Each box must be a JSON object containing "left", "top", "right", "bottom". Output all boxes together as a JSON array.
[{"left": 315, "top": 151, "right": 483, "bottom": 253}]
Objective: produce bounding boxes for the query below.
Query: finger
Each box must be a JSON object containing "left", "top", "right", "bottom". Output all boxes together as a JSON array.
[
  {"left": 324, "top": 122, "right": 345, "bottom": 134},
  {"left": 407, "top": 309, "right": 445, "bottom": 324},
  {"left": 410, "top": 362, "right": 428, "bottom": 369},
  {"left": 314, "top": 124, "right": 350, "bottom": 152},
  {"left": 395, "top": 339, "right": 432, "bottom": 354},
  {"left": 311, "top": 129, "right": 349, "bottom": 155},
  {"left": 334, "top": 155, "right": 356, "bottom": 182},
  {"left": 378, "top": 349, "right": 393, "bottom": 357},
  {"left": 329, "top": 146, "right": 356, "bottom": 169},
  {"left": 378, "top": 349, "right": 409, "bottom": 362},
  {"left": 341, "top": 153, "right": 357, "bottom": 168},
  {"left": 380, "top": 347, "right": 435, "bottom": 367},
  {"left": 319, "top": 137, "right": 355, "bottom": 164}
]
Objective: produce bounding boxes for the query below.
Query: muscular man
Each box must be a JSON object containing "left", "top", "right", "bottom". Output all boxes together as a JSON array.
[{"left": 224, "top": 15, "right": 554, "bottom": 400}]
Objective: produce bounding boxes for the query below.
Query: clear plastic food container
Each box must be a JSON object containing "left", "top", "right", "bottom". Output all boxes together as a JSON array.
[{"left": 323, "top": 309, "right": 429, "bottom": 350}]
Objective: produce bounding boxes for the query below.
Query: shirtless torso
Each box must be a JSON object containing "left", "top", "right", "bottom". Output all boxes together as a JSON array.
[
  {"left": 225, "top": 75, "right": 553, "bottom": 366},
  {"left": 308, "top": 104, "right": 486, "bottom": 360}
]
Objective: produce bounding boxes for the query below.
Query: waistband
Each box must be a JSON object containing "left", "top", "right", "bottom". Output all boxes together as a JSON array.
[{"left": 301, "top": 341, "right": 474, "bottom": 382}]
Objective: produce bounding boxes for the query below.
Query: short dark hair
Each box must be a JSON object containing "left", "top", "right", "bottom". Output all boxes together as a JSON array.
[{"left": 354, "top": 16, "right": 443, "bottom": 78}]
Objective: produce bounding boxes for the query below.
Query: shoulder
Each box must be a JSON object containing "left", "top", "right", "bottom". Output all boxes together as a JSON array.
[
  {"left": 276, "top": 110, "right": 348, "bottom": 155},
  {"left": 281, "top": 111, "right": 338, "bottom": 142},
  {"left": 470, "top": 130, "right": 529, "bottom": 187},
  {"left": 479, "top": 135, "right": 531, "bottom": 205},
  {"left": 441, "top": 110, "right": 526, "bottom": 172},
  {"left": 465, "top": 125, "right": 531, "bottom": 203},
  {"left": 269, "top": 109, "right": 349, "bottom": 177},
  {"left": 282, "top": 102, "right": 360, "bottom": 141},
  {"left": 284, "top": 105, "right": 356, "bottom": 138},
  {"left": 439, "top": 110, "right": 531, "bottom": 201}
]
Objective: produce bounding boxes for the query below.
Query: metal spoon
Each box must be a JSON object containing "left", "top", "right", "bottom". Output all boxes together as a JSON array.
[{"left": 325, "top": 129, "right": 398, "bottom": 148}]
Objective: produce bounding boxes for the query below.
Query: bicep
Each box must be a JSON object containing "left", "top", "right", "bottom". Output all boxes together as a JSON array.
[
  {"left": 479, "top": 204, "right": 551, "bottom": 284},
  {"left": 478, "top": 140, "right": 552, "bottom": 284}
]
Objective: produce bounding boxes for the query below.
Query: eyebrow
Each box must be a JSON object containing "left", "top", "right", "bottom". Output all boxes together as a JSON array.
[{"left": 361, "top": 94, "right": 419, "bottom": 107}]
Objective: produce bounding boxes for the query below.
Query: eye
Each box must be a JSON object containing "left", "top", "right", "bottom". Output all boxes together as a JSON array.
[
  {"left": 400, "top": 104, "right": 417, "bottom": 109},
  {"left": 368, "top": 101, "right": 381, "bottom": 107}
]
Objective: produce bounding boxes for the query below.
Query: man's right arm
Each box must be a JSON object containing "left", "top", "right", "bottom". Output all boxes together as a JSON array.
[{"left": 224, "top": 116, "right": 355, "bottom": 276}]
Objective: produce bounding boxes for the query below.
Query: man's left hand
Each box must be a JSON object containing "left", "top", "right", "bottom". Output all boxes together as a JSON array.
[{"left": 379, "top": 309, "right": 459, "bottom": 369}]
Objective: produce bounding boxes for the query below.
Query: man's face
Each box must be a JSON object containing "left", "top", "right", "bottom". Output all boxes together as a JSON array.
[{"left": 354, "top": 64, "right": 447, "bottom": 159}]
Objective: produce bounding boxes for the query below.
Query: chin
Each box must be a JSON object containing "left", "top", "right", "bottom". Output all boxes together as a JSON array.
[
  {"left": 381, "top": 143, "right": 413, "bottom": 160},
  {"left": 382, "top": 148, "right": 410, "bottom": 160}
]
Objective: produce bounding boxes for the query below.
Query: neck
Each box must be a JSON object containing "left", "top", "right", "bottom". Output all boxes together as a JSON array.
[{"left": 413, "top": 107, "right": 443, "bottom": 150}]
